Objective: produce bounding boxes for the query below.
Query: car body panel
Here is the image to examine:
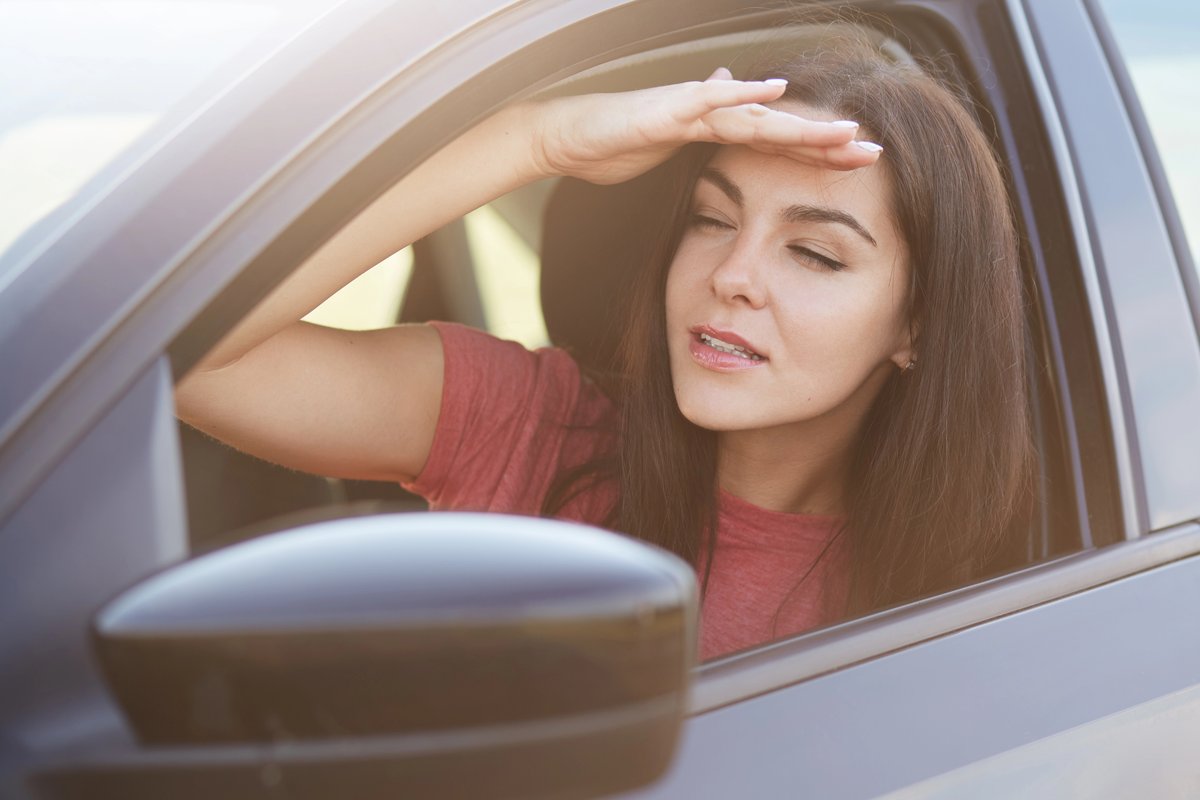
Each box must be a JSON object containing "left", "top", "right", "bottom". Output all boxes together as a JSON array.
[
  {"left": 885, "top": 680, "right": 1200, "bottom": 798},
  {"left": 0, "top": 359, "right": 185, "bottom": 759},
  {"left": 630, "top": 530, "right": 1200, "bottom": 798}
]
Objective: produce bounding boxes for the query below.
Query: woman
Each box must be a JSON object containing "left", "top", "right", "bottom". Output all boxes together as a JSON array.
[{"left": 176, "top": 34, "right": 1034, "bottom": 660}]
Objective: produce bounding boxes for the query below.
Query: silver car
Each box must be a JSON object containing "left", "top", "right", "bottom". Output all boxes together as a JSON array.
[{"left": 2, "top": 0, "right": 1199, "bottom": 797}]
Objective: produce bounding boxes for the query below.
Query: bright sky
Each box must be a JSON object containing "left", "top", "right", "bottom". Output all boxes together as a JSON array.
[{"left": 0, "top": 0, "right": 331, "bottom": 277}]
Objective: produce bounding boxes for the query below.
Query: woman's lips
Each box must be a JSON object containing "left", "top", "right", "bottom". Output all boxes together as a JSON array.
[{"left": 688, "top": 326, "right": 768, "bottom": 372}]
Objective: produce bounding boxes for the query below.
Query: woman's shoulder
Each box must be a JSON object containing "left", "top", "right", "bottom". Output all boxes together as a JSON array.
[
  {"left": 428, "top": 320, "right": 576, "bottom": 370},
  {"left": 406, "top": 321, "right": 615, "bottom": 516},
  {"left": 427, "top": 320, "right": 614, "bottom": 423}
]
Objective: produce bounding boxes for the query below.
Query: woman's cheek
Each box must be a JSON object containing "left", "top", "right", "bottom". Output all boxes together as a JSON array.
[{"left": 777, "top": 293, "right": 890, "bottom": 388}]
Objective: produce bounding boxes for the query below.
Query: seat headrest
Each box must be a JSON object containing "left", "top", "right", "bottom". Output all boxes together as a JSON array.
[{"left": 538, "top": 165, "right": 682, "bottom": 380}]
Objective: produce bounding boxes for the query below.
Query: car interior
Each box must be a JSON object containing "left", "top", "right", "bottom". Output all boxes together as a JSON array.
[{"left": 178, "top": 20, "right": 1082, "bottom": 634}]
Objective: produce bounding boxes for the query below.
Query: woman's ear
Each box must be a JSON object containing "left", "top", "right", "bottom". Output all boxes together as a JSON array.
[
  {"left": 889, "top": 349, "right": 916, "bottom": 372},
  {"left": 889, "top": 318, "right": 919, "bottom": 372}
]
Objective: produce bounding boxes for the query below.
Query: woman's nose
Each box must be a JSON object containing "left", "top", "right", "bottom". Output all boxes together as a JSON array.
[{"left": 710, "top": 237, "right": 768, "bottom": 309}]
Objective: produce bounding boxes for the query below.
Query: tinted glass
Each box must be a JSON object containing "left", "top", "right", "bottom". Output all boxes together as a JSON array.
[{"left": 1099, "top": 0, "right": 1200, "bottom": 277}]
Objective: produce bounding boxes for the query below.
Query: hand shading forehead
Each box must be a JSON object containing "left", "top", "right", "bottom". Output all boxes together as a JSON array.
[{"left": 765, "top": 98, "right": 895, "bottom": 211}]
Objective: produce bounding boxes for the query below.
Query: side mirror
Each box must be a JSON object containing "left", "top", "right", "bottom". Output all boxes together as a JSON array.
[{"left": 85, "top": 513, "right": 697, "bottom": 799}]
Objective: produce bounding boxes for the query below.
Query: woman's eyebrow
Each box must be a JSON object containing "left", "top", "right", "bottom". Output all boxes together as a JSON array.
[
  {"left": 782, "top": 204, "right": 877, "bottom": 247},
  {"left": 699, "top": 168, "right": 743, "bottom": 206},
  {"left": 700, "top": 167, "right": 878, "bottom": 248}
]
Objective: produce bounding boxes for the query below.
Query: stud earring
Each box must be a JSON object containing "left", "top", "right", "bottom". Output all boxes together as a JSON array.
[{"left": 903, "top": 358, "right": 917, "bottom": 371}]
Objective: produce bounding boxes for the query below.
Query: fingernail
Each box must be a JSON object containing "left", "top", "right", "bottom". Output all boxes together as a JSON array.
[
  {"left": 831, "top": 120, "right": 859, "bottom": 128},
  {"left": 763, "top": 78, "right": 788, "bottom": 86},
  {"left": 747, "top": 103, "right": 771, "bottom": 116},
  {"left": 854, "top": 141, "right": 883, "bottom": 153}
]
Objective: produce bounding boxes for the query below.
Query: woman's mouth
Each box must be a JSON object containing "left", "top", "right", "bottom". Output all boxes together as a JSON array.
[
  {"left": 689, "top": 327, "right": 768, "bottom": 371},
  {"left": 698, "top": 332, "right": 764, "bottom": 360}
]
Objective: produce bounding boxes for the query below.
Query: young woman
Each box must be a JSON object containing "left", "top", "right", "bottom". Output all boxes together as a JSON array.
[{"left": 176, "top": 35, "right": 1034, "bottom": 660}]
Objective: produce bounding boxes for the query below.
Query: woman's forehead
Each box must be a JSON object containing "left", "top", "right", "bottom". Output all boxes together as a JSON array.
[{"left": 701, "top": 145, "right": 898, "bottom": 244}]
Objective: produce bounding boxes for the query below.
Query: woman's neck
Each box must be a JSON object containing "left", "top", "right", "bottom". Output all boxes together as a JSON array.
[
  {"left": 717, "top": 424, "right": 852, "bottom": 516},
  {"left": 711, "top": 360, "right": 894, "bottom": 516}
]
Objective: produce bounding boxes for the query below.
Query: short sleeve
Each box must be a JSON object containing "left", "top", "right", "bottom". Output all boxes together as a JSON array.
[{"left": 401, "top": 321, "right": 612, "bottom": 517}]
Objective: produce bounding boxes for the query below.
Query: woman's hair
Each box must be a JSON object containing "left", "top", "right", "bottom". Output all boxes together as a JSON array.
[{"left": 546, "top": 25, "right": 1036, "bottom": 618}]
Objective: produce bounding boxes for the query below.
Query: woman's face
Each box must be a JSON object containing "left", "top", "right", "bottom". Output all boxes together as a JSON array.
[{"left": 665, "top": 133, "right": 914, "bottom": 437}]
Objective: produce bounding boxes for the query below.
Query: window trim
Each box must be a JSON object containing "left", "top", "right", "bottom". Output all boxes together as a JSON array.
[{"left": 1014, "top": 0, "right": 1139, "bottom": 539}]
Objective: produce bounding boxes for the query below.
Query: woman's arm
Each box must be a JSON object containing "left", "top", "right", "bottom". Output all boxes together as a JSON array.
[{"left": 175, "top": 73, "right": 879, "bottom": 483}]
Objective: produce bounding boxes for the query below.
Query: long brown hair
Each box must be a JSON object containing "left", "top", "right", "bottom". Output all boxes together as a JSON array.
[{"left": 546, "top": 28, "right": 1035, "bottom": 617}]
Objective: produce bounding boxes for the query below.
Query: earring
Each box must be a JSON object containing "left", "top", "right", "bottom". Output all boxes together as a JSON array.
[{"left": 903, "top": 358, "right": 917, "bottom": 372}]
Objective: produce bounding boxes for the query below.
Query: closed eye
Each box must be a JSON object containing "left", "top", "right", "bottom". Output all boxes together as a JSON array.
[
  {"left": 689, "top": 212, "right": 733, "bottom": 231},
  {"left": 789, "top": 245, "right": 847, "bottom": 272},
  {"left": 690, "top": 210, "right": 846, "bottom": 271}
]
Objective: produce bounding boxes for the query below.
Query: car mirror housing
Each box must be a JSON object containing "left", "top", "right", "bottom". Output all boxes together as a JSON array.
[{"left": 89, "top": 512, "right": 697, "bottom": 798}]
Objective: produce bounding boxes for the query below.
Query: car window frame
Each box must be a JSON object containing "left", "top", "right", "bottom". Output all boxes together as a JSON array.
[
  {"left": 167, "top": 0, "right": 1119, "bottom": 686},
  {"left": 166, "top": 0, "right": 1113, "bottom": 662}
]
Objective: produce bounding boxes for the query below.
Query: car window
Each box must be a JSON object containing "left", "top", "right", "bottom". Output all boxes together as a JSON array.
[
  {"left": 179, "top": 19, "right": 1087, "bottom": 666},
  {"left": 468, "top": 205, "right": 550, "bottom": 349},
  {"left": 303, "top": 203, "right": 550, "bottom": 348},
  {"left": 303, "top": 249, "right": 413, "bottom": 331},
  {"left": 1097, "top": 0, "right": 1200, "bottom": 277}
]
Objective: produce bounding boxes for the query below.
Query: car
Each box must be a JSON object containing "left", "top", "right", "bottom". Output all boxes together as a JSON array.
[{"left": 2, "top": 0, "right": 1199, "bottom": 797}]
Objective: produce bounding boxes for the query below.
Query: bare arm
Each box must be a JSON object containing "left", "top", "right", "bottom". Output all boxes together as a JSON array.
[{"left": 175, "top": 73, "right": 880, "bottom": 483}]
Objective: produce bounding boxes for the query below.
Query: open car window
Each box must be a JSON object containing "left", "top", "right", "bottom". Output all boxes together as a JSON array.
[{"left": 177, "top": 16, "right": 1086, "bottom": 664}]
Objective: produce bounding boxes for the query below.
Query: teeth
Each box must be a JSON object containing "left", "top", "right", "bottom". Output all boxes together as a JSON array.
[{"left": 700, "top": 333, "right": 763, "bottom": 361}]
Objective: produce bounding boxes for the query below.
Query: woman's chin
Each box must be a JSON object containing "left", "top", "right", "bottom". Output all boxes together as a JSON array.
[{"left": 673, "top": 393, "right": 766, "bottom": 433}]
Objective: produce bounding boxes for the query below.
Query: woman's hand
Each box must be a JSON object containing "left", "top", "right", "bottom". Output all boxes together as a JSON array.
[{"left": 526, "top": 68, "right": 880, "bottom": 185}]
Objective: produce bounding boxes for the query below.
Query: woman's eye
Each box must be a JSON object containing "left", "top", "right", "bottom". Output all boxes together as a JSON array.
[
  {"left": 689, "top": 212, "right": 733, "bottom": 231},
  {"left": 789, "top": 245, "right": 847, "bottom": 272}
]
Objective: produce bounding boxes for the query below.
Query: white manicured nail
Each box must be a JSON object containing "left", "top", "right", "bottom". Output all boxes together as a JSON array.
[
  {"left": 831, "top": 120, "right": 860, "bottom": 128},
  {"left": 764, "top": 78, "right": 788, "bottom": 86},
  {"left": 854, "top": 141, "right": 883, "bottom": 153}
]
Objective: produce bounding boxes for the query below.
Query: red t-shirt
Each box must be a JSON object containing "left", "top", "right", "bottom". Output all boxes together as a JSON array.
[{"left": 403, "top": 322, "right": 850, "bottom": 660}]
